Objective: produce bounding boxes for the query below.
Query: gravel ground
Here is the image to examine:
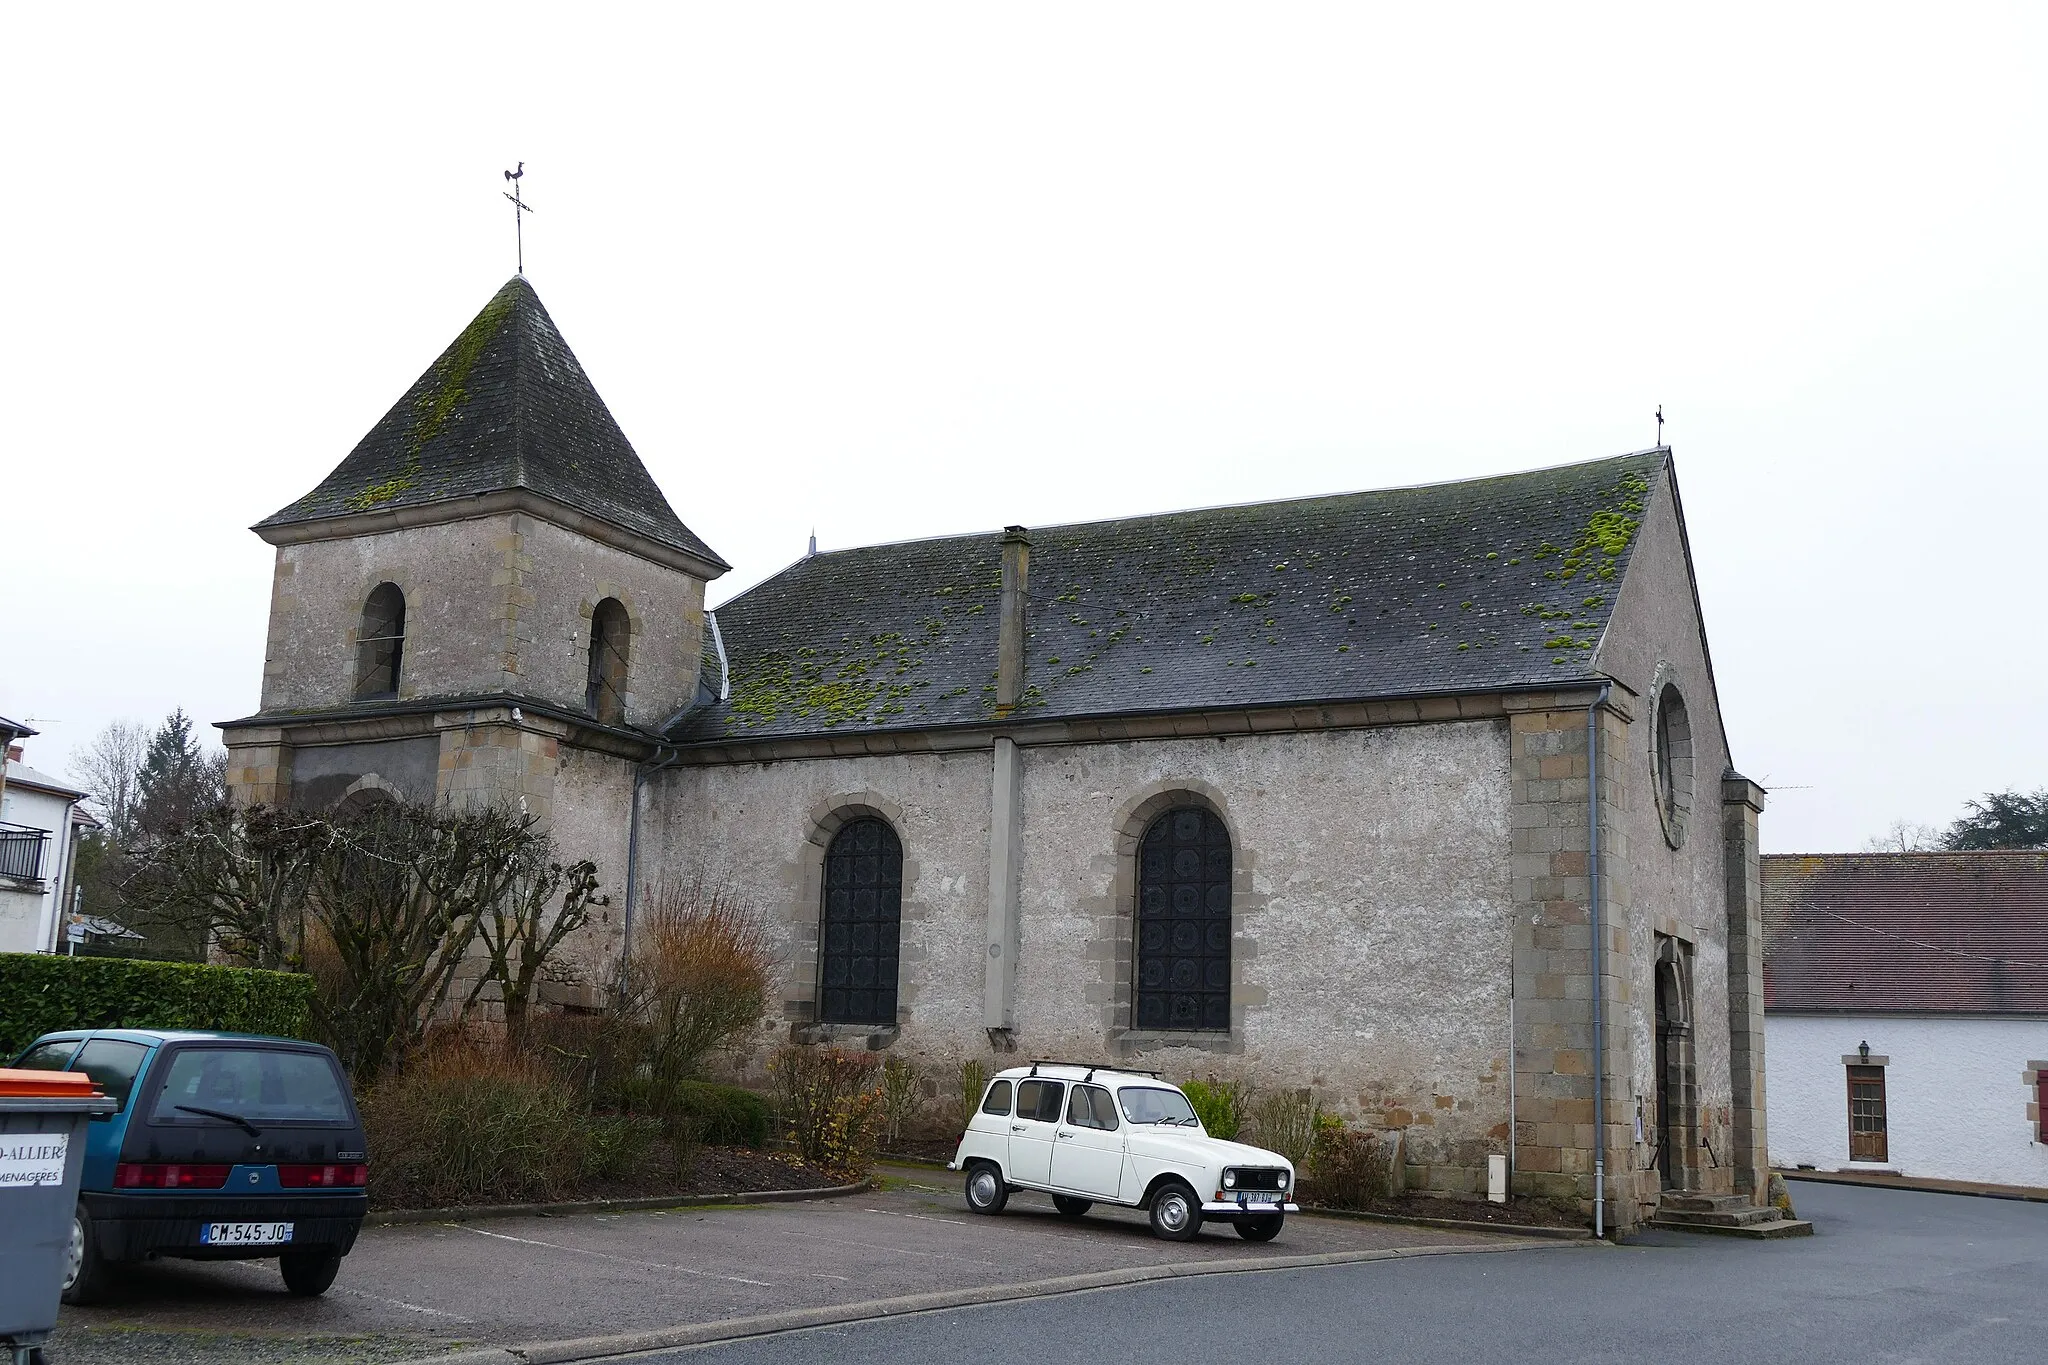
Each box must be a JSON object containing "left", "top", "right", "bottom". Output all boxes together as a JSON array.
[{"left": 41, "top": 1326, "right": 443, "bottom": 1365}]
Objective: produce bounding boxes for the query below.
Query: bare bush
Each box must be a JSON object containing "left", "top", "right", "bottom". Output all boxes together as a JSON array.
[
  {"left": 770, "top": 1045, "right": 880, "bottom": 1174},
  {"left": 879, "top": 1056, "right": 922, "bottom": 1147},
  {"left": 1247, "top": 1088, "right": 1321, "bottom": 1167},
  {"left": 360, "top": 1031, "right": 587, "bottom": 1208},
  {"left": 623, "top": 875, "right": 774, "bottom": 1094},
  {"left": 1305, "top": 1115, "right": 1394, "bottom": 1208}
]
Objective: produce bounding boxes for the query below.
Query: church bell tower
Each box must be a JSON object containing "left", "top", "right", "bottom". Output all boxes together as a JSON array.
[{"left": 219, "top": 277, "right": 727, "bottom": 843}]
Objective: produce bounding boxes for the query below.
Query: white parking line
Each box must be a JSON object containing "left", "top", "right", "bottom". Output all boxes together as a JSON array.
[
  {"left": 862, "top": 1208, "right": 972, "bottom": 1227},
  {"left": 763, "top": 1226, "right": 998, "bottom": 1265},
  {"left": 217, "top": 1260, "right": 474, "bottom": 1321},
  {"left": 459, "top": 1225, "right": 775, "bottom": 1287}
]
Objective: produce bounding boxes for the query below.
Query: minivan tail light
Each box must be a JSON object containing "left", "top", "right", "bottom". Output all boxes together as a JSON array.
[
  {"left": 278, "top": 1163, "right": 368, "bottom": 1188},
  {"left": 114, "top": 1163, "right": 231, "bottom": 1189}
]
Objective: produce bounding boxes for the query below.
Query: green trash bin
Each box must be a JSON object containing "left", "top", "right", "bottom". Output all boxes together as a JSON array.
[{"left": 1, "top": 1067, "right": 116, "bottom": 1365}]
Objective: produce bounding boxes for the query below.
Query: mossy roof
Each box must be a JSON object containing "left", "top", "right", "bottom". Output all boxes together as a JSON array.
[
  {"left": 677, "top": 451, "right": 1669, "bottom": 742},
  {"left": 257, "top": 277, "right": 726, "bottom": 571}
]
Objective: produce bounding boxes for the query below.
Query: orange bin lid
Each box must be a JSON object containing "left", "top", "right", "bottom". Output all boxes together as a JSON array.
[{"left": 0, "top": 1068, "right": 104, "bottom": 1098}]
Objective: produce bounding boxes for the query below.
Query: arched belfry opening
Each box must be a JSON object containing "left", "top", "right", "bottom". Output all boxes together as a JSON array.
[
  {"left": 1653, "top": 938, "right": 1699, "bottom": 1190},
  {"left": 586, "top": 597, "right": 631, "bottom": 725},
  {"left": 354, "top": 583, "right": 406, "bottom": 699}
]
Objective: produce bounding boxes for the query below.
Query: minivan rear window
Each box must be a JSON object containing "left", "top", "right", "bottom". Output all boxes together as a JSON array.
[{"left": 149, "top": 1048, "right": 351, "bottom": 1125}]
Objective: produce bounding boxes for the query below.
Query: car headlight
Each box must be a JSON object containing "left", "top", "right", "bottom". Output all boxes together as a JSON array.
[
  {"left": 1223, "top": 1170, "right": 1237, "bottom": 1188},
  {"left": 1277, "top": 1170, "right": 1290, "bottom": 1190}
]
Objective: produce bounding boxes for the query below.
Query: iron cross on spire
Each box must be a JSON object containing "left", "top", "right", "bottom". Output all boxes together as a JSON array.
[{"left": 503, "top": 162, "right": 535, "bottom": 276}]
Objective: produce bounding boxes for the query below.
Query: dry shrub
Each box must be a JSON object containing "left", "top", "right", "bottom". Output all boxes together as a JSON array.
[
  {"left": 361, "top": 1030, "right": 585, "bottom": 1209},
  {"left": 628, "top": 876, "right": 773, "bottom": 1092},
  {"left": 1247, "top": 1088, "right": 1321, "bottom": 1167},
  {"left": 770, "top": 1045, "right": 881, "bottom": 1175},
  {"left": 879, "top": 1057, "right": 922, "bottom": 1147},
  {"left": 956, "top": 1058, "right": 988, "bottom": 1128},
  {"left": 1305, "top": 1115, "right": 1394, "bottom": 1209}
]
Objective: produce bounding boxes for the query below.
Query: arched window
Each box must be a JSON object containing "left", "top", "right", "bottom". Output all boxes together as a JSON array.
[
  {"left": 818, "top": 817, "right": 903, "bottom": 1025},
  {"left": 355, "top": 583, "right": 406, "bottom": 699},
  {"left": 586, "top": 597, "right": 630, "bottom": 724},
  {"left": 1135, "top": 805, "right": 1232, "bottom": 1032}
]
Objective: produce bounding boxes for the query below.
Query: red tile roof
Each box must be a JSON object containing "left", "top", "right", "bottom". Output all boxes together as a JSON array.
[{"left": 1762, "top": 852, "right": 2048, "bottom": 1015}]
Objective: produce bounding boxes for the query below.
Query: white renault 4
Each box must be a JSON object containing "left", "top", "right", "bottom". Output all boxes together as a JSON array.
[{"left": 949, "top": 1062, "right": 1298, "bottom": 1241}]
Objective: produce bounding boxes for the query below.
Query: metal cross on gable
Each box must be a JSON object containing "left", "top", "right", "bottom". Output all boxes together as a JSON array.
[{"left": 503, "top": 162, "right": 535, "bottom": 276}]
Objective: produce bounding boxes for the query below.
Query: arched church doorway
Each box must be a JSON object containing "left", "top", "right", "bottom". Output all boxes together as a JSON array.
[{"left": 1653, "top": 939, "right": 1698, "bottom": 1190}]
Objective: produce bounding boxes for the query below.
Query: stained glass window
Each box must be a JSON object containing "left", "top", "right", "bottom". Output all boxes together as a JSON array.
[{"left": 1134, "top": 806, "right": 1232, "bottom": 1032}]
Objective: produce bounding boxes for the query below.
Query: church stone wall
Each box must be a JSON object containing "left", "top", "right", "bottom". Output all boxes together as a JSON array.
[
  {"left": 1009, "top": 722, "right": 1517, "bottom": 1186},
  {"left": 652, "top": 719, "right": 1520, "bottom": 1190},
  {"left": 259, "top": 512, "right": 705, "bottom": 726},
  {"left": 650, "top": 750, "right": 999, "bottom": 1068}
]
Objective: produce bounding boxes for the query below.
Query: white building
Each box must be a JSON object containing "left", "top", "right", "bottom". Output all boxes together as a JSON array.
[
  {"left": 1763, "top": 852, "right": 2048, "bottom": 1190},
  {"left": 0, "top": 743, "right": 96, "bottom": 955}
]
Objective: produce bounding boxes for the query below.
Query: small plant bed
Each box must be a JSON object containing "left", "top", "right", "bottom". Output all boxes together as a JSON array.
[
  {"left": 878, "top": 1136, "right": 963, "bottom": 1165},
  {"left": 368, "top": 1141, "right": 844, "bottom": 1212},
  {"left": 1303, "top": 1188, "right": 1584, "bottom": 1230}
]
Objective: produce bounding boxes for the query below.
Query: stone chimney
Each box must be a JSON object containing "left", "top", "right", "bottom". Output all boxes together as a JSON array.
[
  {"left": 995, "top": 526, "right": 1031, "bottom": 717},
  {"left": 5, "top": 744, "right": 21, "bottom": 764}
]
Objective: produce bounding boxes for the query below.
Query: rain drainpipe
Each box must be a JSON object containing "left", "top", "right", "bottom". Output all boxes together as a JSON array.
[
  {"left": 622, "top": 744, "right": 684, "bottom": 970},
  {"left": 1588, "top": 680, "right": 1612, "bottom": 1238}
]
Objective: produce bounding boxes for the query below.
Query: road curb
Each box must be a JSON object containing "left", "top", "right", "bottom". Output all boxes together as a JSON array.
[
  {"left": 401, "top": 1237, "right": 1567, "bottom": 1365},
  {"left": 1296, "top": 1204, "right": 1593, "bottom": 1240},
  {"left": 1780, "top": 1168, "right": 2048, "bottom": 1204},
  {"left": 365, "top": 1181, "right": 869, "bottom": 1227}
]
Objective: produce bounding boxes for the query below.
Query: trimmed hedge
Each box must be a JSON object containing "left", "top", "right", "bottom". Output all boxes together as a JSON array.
[
  {"left": 671, "top": 1080, "right": 772, "bottom": 1148},
  {"left": 0, "top": 954, "right": 314, "bottom": 1060}
]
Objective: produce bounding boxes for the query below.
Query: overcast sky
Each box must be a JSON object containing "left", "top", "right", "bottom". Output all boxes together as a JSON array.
[{"left": 3, "top": 3, "right": 2042, "bottom": 853}]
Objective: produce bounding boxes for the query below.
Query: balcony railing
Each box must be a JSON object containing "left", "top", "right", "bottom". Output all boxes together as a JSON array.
[{"left": 0, "top": 823, "right": 49, "bottom": 883}]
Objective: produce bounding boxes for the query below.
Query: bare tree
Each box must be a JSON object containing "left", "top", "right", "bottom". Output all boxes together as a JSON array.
[
  {"left": 1861, "top": 820, "right": 1943, "bottom": 854},
  {"left": 467, "top": 846, "right": 608, "bottom": 1042},
  {"left": 308, "top": 801, "right": 543, "bottom": 1078},
  {"left": 122, "top": 803, "right": 329, "bottom": 969},
  {"left": 69, "top": 721, "right": 150, "bottom": 842}
]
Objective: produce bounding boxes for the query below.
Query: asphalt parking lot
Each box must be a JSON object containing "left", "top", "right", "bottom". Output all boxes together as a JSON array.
[{"left": 49, "top": 1165, "right": 1538, "bottom": 1364}]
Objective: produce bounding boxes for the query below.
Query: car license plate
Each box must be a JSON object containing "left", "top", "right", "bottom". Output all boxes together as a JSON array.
[
  {"left": 201, "top": 1222, "right": 294, "bottom": 1246},
  {"left": 1240, "top": 1192, "right": 1279, "bottom": 1207}
]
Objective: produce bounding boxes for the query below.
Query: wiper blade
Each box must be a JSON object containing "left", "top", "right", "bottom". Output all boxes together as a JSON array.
[{"left": 174, "top": 1103, "right": 263, "bottom": 1138}]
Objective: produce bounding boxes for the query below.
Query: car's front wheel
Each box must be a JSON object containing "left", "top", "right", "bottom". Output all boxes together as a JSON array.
[
  {"left": 60, "top": 1209, "right": 112, "bottom": 1306},
  {"left": 964, "top": 1162, "right": 1009, "bottom": 1215},
  {"left": 1148, "top": 1181, "right": 1203, "bottom": 1242},
  {"left": 1235, "top": 1212, "right": 1284, "bottom": 1242},
  {"left": 1051, "top": 1195, "right": 1093, "bottom": 1218},
  {"left": 279, "top": 1248, "right": 343, "bottom": 1297}
]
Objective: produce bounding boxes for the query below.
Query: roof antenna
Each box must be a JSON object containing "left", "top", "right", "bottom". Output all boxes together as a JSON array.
[
  {"left": 1655, "top": 404, "right": 1664, "bottom": 449},
  {"left": 807, "top": 529, "right": 817, "bottom": 557},
  {"left": 502, "top": 162, "right": 535, "bottom": 277}
]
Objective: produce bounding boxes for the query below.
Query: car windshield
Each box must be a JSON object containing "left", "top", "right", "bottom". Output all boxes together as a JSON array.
[
  {"left": 148, "top": 1047, "right": 352, "bottom": 1125},
  {"left": 1118, "top": 1086, "right": 1202, "bottom": 1127}
]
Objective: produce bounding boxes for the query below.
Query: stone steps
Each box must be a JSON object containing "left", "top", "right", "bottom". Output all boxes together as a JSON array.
[{"left": 1649, "top": 1192, "right": 1814, "bottom": 1239}]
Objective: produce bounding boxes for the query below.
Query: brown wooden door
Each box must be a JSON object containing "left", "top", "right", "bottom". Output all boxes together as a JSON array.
[{"left": 1847, "top": 1065, "right": 1888, "bottom": 1162}]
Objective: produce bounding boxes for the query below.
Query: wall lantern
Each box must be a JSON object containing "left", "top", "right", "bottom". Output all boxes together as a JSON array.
[{"left": 1858, "top": 1040, "right": 1871, "bottom": 1062}]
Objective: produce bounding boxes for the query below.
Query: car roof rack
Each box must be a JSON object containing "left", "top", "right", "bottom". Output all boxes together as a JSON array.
[{"left": 1024, "top": 1059, "right": 1164, "bottom": 1081}]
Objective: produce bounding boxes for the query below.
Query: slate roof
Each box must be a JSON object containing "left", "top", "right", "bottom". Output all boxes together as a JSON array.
[
  {"left": 258, "top": 277, "right": 726, "bottom": 571},
  {"left": 675, "top": 451, "right": 1666, "bottom": 743},
  {"left": 1762, "top": 853, "right": 2048, "bottom": 1015}
]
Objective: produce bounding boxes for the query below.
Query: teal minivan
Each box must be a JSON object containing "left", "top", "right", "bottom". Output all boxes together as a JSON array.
[{"left": 11, "top": 1030, "right": 368, "bottom": 1304}]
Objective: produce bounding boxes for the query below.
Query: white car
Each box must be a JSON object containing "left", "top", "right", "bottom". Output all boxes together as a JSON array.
[{"left": 949, "top": 1063, "right": 1298, "bottom": 1242}]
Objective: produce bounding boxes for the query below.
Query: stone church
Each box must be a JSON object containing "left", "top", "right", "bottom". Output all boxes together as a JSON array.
[{"left": 222, "top": 276, "right": 1773, "bottom": 1233}]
